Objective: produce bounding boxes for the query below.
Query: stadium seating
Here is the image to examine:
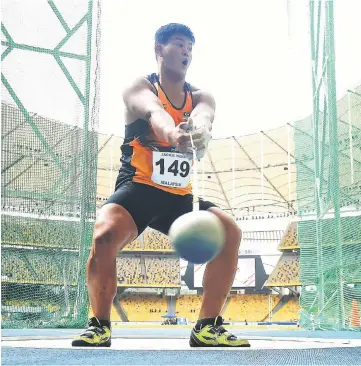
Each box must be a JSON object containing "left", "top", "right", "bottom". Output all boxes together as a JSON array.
[
  {"left": 175, "top": 295, "right": 203, "bottom": 322},
  {"left": 119, "top": 295, "right": 168, "bottom": 321},
  {"left": 222, "top": 295, "right": 280, "bottom": 322},
  {"left": 86, "top": 294, "right": 297, "bottom": 323},
  {"left": 2, "top": 250, "right": 180, "bottom": 287},
  {"left": 272, "top": 297, "right": 300, "bottom": 321},
  {"left": 125, "top": 237, "right": 142, "bottom": 250},
  {"left": 1, "top": 250, "right": 77, "bottom": 285},
  {"left": 2, "top": 217, "right": 176, "bottom": 252},
  {"left": 278, "top": 222, "right": 299, "bottom": 249},
  {"left": 3, "top": 300, "right": 60, "bottom": 313},
  {"left": 1, "top": 253, "right": 33, "bottom": 282},
  {"left": 266, "top": 253, "right": 300, "bottom": 286},
  {"left": 123, "top": 229, "right": 173, "bottom": 251},
  {"left": 143, "top": 229, "right": 173, "bottom": 250},
  {"left": 116, "top": 255, "right": 180, "bottom": 286},
  {"left": 116, "top": 257, "right": 144, "bottom": 285},
  {"left": 1, "top": 216, "right": 79, "bottom": 248},
  {"left": 144, "top": 257, "right": 180, "bottom": 285}
]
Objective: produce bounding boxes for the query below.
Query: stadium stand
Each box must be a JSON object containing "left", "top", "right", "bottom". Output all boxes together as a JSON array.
[
  {"left": 2, "top": 252, "right": 33, "bottom": 282},
  {"left": 272, "top": 297, "right": 301, "bottom": 322},
  {"left": 222, "top": 295, "right": 280, "bottom": 322},
  {"left": 175, "top": 295, "right": 203, "bottom": 322},
  {"left": 278, "top": 222, "right": 299, "bottom": 250},
  {"left": 116, "top": 257, "right": 144, "bottom": 285},
  {"left": 143, "top": 229, "right": 173, "bottom": 250},
  {"left": 144, "top": 257, "right": 180, "bottom": 285},
  {"left": 124, "top": 237, "right": 142, "bottom": 250},
  {"left": 1, "top": 216, "right": 79, "bottom": 249},
  {"left": 123, "top": 229, "right": 173, "bottom": 251},
  {"left": 116, "top": 256, "right": 180, "bottom": 286},
  {"left": 3, "top": 300, "right": 60, "bottom": 313},
  {"left": 90, "top": 294, "right": 300, "bottom": 323},
  {"left": 1, "top": 250, "right": 77, "bottom": 285},
  {"left": 266, "top": 253, "right": 300, "bottom": 287},
  {"left": 119, "top": 295, "right": 168, "bottom": 321}
]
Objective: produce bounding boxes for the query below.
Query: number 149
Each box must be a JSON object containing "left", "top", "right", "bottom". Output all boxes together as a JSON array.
[{"left": 155, "top": 158, "right": 190, "bottom": 177}]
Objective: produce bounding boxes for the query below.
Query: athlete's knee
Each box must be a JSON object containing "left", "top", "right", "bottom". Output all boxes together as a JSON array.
[
  {"left": 223, "top": 219, "right": 241, "bottom": 252},
  {"left": 86, "top": 224, "right": 116, "bottom": 265},
  {"left": 208, "top": 207, "right": 241, "bottom": 250},
  {"left": 93, "top": 219, "right": 117, "bottom": 248},
  {"left": 230, "top": 222, "right": 242, "bottom": 249},
  {"left": 91, "top": 204, "right": 137, "bottom": 258}
]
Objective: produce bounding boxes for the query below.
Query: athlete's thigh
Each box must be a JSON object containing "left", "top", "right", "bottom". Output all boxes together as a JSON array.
[
  {"left": 106, "top": 181, "right": 167, "bottom": 236},
  {"left": 149, "top": 193, "right": 218, "bottom": 235}
]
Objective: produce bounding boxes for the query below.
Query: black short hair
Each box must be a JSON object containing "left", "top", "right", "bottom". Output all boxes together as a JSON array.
[{"left": 155, "top": 23, "right": 195, "bottom": 46}]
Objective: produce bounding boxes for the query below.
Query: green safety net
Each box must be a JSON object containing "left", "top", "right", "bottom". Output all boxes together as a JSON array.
[
  {"left": 295, "top": 89, "right": 361, "bottom": 330},
  {"left": 293, "top": 1, "right": 361, "bottom": 331},
  {"left": 1, "top": 0, "right": 101, "bottom": 328}
]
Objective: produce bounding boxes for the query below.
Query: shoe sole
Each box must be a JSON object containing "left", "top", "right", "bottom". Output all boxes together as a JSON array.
[
  {"left": 72, "top": 339, "right": 111, "bottom": 347},
  {"left": 190, "top": 333, "right": 250, "bottom": 347},
  {"left": 190, "top": 341, "right": 251, "bottom": 348}
]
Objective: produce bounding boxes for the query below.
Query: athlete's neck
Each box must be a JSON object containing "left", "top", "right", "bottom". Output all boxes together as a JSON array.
[{"left": 158, "top": 67, "right": 185, "bottom": 96}]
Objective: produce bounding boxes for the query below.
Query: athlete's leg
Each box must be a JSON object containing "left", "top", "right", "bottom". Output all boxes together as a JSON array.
[
  {"left": 87, "top": 203, "right": 137, "bottom": 321},
  {"left": 198, "top": 207, "right": 241, "bottom": 318},
  {"left": 150, "top": 193, "right": 247, "bottom": 347},
  {"left": 150, "top": 195, "right": 241, "bottom": 319},
  {"left": 189, "top": 207, "right": 249, "bottom": 347},
  {"left": 87, "top": 182, "right": 162, "bottom": 321},
  {"left": 73, "top": 183, "right": 169, "bottom": 347}
]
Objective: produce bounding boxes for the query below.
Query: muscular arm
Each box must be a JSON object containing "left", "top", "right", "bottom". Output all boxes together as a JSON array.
[
  {"left": 122, "top": 77, "right": 175, "bottom": 143},
  {"left": 191, "top": 88, "right": 216, "bottom": 131}
]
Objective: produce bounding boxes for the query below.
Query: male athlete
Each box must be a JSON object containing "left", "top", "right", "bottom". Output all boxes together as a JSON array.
[{"left": 72, "top": 23, "right": 250, "bottom": 348}]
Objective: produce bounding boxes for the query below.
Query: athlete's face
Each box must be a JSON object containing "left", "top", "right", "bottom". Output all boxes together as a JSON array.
[{"left": 157, "top": 34, "right": 193, "bottom": 76}]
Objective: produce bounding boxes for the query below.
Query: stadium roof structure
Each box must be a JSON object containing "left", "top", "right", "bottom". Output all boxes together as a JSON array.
[{"left": 2, "top": 85, "right": 360, "bottom": 220}]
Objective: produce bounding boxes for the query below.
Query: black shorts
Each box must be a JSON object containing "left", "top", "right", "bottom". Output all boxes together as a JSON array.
[{"left": 105, "top": 181, "right": 217, "bottom": 236}]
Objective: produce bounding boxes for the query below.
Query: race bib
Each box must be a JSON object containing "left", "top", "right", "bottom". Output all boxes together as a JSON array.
[{"left": 151, "top": 151, "right": 191, "bottom": 188}]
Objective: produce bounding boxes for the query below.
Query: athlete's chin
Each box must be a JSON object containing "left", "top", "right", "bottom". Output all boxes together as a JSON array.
[
  {"left": 176, "top": 69, "right": 188, "bottom": 79},
  {"left": 178, "top": 69, "right": 187, "bottom": 76},
  {"left": 167, "top": 67, "right": 187, "bottom": 79}
]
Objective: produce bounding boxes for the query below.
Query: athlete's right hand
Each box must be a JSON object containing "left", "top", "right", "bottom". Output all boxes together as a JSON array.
[
  {"left": 167, "top": 122, "right": 192, "bottom": 154},
  {"left": 167, "top": 121, "right": 211, "bottom": 160}
]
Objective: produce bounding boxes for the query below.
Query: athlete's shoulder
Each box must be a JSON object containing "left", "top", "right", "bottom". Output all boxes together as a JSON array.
[
  {"left": 188, "top": 84, "right": 215, "bottom": 107},
  {"left": 123, "top": 75, "right": 157, "bottom": 96},
  {"left": 188, "top": 83, "right": 200, "bottom": 93}
]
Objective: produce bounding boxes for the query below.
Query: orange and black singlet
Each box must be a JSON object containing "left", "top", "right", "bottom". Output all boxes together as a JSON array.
[{"left": 116, "top": 73, "right": 194, "bottom": 195}]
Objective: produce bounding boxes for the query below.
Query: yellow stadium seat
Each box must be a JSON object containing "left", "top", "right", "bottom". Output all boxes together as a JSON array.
[
  {"left": 266, "top": 254, "right": 300, "bottom": 286},
  {"left": 222, "top": 295, "right": 280, "bottom": 322},
  {"left": 119, "top": 295, "right": 168, "bottom": 321},
  {"left": 272, "top": 298, "right": 300, "bottom": 321}
]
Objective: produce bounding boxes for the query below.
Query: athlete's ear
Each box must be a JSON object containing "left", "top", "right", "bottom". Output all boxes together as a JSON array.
[{"left": 155, "top": 44, "right": 164, "bottom": 59}]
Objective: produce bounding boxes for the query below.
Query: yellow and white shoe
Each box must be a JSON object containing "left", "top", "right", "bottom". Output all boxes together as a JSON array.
[
  {"left": 190, "top": 316, "right": 250, "bottom": 347},
  {"left": 72, "top": 317, "right": 111, "bottom": 347}
]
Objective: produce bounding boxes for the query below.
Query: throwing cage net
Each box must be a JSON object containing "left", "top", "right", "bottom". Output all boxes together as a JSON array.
[
  {"left": 1, "top": 0, "right": 101, "bottom": 328},
  {"left": 295, "top": 1, "right": 361, "bottom": 331}
]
